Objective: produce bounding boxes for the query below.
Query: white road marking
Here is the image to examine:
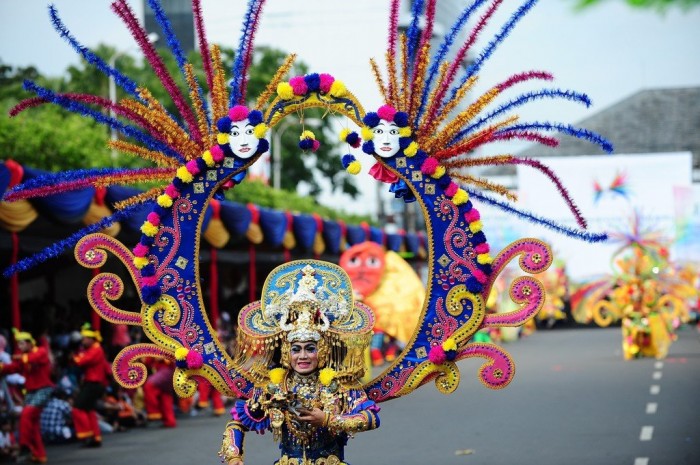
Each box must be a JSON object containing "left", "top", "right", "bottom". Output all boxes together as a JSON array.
[
  {"left": 640, "top": 426, "right": 654, "bottom": 441},
  {"left": 634, "top": 458, "right": 649, "bottom": 465},
  {"left": 646, "top": 402, "right": 658, "bottom": 414},
  {"left": 650, "top": 385, "right": 660, "bottom": 395},
  {"left": 654, "top": 361, "right": 663, "bottom": 369},
  {"left": 652, "top": 371, "right": 662, "bottom": 380}
]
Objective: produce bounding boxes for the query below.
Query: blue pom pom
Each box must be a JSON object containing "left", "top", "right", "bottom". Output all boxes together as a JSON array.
[
  {"left": 217, "top": 116, "right": 232, "bottom": 133},
  {"left": 141, "top": 285, "right": 161, "bottom": 305},
  {"left": 476, "top": 263, "right": 492, "bottom": 276},
  {"left": 471, "top": 231, "right": 486, "bottom": 245},
  {"left": 140, "top": 235, "right": 155, "bottom": 247},
  {"left": 463, "top": 200, "right": 473, "bottom": 212},
  {"left": 437, "top": 175, "right": 452, "bottom": 189},
  {"left": 363, "top": 112, "right": 380, "bottom": 128},
  {"left": 304, "top": 73, "right": 321, "bottom": 92},
  {"left": 196, "top": 158, "right": 207, "bottom": 171},
  {"left": 445, "top": 350, "right": 457, "bottom": 362},
  {"left": 299, "top": 139, "right": 313, "bottom": 151},
  {"left": 153, "top": 205, "right": 167, "bottom": 217},
  {"left": 341, "top": 154, "right": 356, "bottom": 168},
  {"left": 248, "top": 110, "right": 263, "bottom": 126},
  {"left": 394, "top": 112, "right": 409, "bottom": 127},
  {"left": 175, "top": 360, "right": 188, "bottom": 369},
  {"left": 172, "top": 177, "right": 184, "bottom": 189},
  {"left": 257, "top": 138, "right": 269, "bottom": 154},
  {"left": 141, "top": 264, "right": 156, "bottom": 277},
  {"left": 345, "top": 132, "right": 360, "bottom": 146},
  {"left": 362, "top": 140, "right": 375, "bottom": 155},
  {"left": 465, "top": 277, "right": 483, "bottom": 293},
  {"left": 399, "top": 137, "right": 412, "bottom": 150}
]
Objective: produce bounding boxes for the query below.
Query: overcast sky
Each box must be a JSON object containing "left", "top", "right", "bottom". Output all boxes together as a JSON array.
[{"left": 2, "top": 0, "right": 699, "bottom": 215}]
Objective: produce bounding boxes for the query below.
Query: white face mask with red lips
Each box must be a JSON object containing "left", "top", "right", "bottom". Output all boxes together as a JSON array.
[
  {"left": 229, "top": 118, "right": 259, "bottom": 159},
  {"left": 373, "top": 119, "right": 401, "bottom": 158}
]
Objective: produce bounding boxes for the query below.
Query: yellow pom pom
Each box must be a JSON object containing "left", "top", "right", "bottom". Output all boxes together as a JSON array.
[
  {"left": 399, "top": 127, "right": 412, "bottom": 137},
  {"left": 452, "top": 188, "right": 469, "bottom": 205},
  {"left": 300, "top": 130, "right": 315, "bottom": 140},
  {"left": 477, "top": 253, "right": 493, "bottom": 265},
  {"left": 176, "top": 166, "right": 193, "bottom": 183},
  {"left": 339, "top": 128, "right": 351, "bottom": 142},
  {"left": 404, "top": 141, "right": 418, "bottom": 157},
  {"left": 319, "top": 367, "right": 337, "bottom": 386},
  {"left": 133, "top": 257, "right": 149, "bottom": 269},
  {"left": 216, "top": 133, "right": 229, "bottom": 145},
  {"left": 201, "top": 151, "right": 215, "bottom": 167},
  {"left": 140, "top": 221, "right": 159, "bottom": 237},
  {"left": 432, "top": 165, "right": 446, "bottom": 179},
  {"left": 254, "top": 123, "right": 268, "bottom": 139},
  {"left": 175, "top": 347, "right": 189, "bottom": 361},
  {"left": 329, "top": 80, "right": 347, "bottom": 97},
  {"left": 347, "top": 160, "right": 361, "bottom": 175},
  {"left": 442, "top": 338, "right": 457, "bottom": 352},
  {"left": 268, "top": 367, "right": 286, "bottom": 385},
  {"left": 469, "top": 220, "right": 483, "bottom": 234},
  {"left": 157, "top": 194, "right": 173, "bottom": 208},
  {"left": 277, "top": 82, "right": 294, "bottom": 100},
  {"left": 361, "top": 126, "right": 374, "bottom": 141}
]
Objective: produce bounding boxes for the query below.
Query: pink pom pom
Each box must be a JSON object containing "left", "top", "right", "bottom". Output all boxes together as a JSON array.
[
  {"left": 319, "top": 73, "right": 335, "bottom": 93},
  {"left": 472, "top": 268, "right": 488, "bottom": 284},
  {"left": 186, "top": 350, "right": 204, "bottom": 369},
  {"left": 475, "top": 243, "right": 490, "bottom": 254},
  {"left": 421, "top": 157, "right": 439, "bottom": 175},
  {"left": 464, "top": 209, "right": 480, "bottom": 223},
  {"left": 147, "top": 212, "right": 161, "bottom": 226},
  {"left": 211, "top": 145, "right": 225, "bottom": 162},
  {"left": 186, "top": 159, "right": 200, "bottom": 175},
  {"left": 141, "top": 275, "right": 158, "bottom": 286},
  {"left": 428, "top": 345, "right": 446, "bottom": 365},
  {"left": 311, "top": 140, "right": 321, "bottom": 152},
  {"left": 222, "top": 180, "right": 234, "bottom": 190},
  {"left": 289, "top": 76, "right": 308, "bottom": 95},
  {"left": 377, "top": 105, "right": 397, "bottom": 122},
  {"left": 133, "top": 243, "right": 149, "bottom": 257},
  {"left": 165, "top": 184, "right": 180, "bottom": 199},
  {"left": 445, "top": 182, "right": 459, "bottom": 198},
  {"left": 228, "top": 105, "right": 249, "bottom": 122}
]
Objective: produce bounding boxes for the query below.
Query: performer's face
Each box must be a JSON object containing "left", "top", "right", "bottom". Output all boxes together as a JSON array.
[
  {"left": 290, "top": 341, "right": 318, "bottom": 375},
  {"left": 17, "top": 340, "right": 31, "bottom": 353},
  {"left": 373, "top": 119, "right": 401, "bottom": 158},
  {"left": 229, "top": 118, "right": 259, "bottom": 159},
  {"left": 81, "top": 336, "right": 95, "bottom": 348}
]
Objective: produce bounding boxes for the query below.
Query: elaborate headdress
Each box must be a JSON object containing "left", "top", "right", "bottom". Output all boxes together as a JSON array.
[
  {"left": 237, "top": 260, "right": 374, "bottom": 383},
  {"left": 80, "top": 323, "right": 103, "bottom": 343},
  {"left": 12, "top": 328, "right": 35, "bottom": 345}
]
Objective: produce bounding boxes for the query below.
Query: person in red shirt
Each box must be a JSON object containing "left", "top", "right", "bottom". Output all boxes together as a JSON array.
[
  {"left": 0, "top": 329, "right": 54, "bottom": 464},
  {"left": 142, "top": 358, "right": 177, "bottom": 428},
  {"left": 72, "top": 324, "right": 108, "bottom": 448}
]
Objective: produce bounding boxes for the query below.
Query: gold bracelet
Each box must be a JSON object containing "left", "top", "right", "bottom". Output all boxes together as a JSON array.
[{"left": 323, "top": 412, "right": 331, "bottom": 428}]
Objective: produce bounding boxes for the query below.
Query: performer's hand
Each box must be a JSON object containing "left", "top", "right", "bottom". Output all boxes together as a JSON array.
[{"left": 297, "top": 407, "right": 325, "bottom": 427}]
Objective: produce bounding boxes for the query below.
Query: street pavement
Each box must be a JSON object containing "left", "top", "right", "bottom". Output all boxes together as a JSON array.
[{"left": 45, "top": 326, "right": 700, "bottom": 465}]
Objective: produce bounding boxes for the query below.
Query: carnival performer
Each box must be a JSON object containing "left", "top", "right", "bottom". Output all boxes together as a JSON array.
[
  {"left": 0, "top": 329, "right": 53, "bottom": 464},
  {"left": 72, "top": 323, "right": 109, "bottom": 448},
  {"left": 142, "top": 358, "right": 177, "bottom": 428},
  {"left": 219, "top": 261, "right": 379, "bottom": 465}
]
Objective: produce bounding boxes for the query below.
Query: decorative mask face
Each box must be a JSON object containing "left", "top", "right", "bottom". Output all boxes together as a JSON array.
[
  {"left": 229, "top": 118, "right": 259, "bottom": 158},
  {"left": 372, "top": 119, "right": 401, "bottom": 158},
  {"left": 290, "top": 341, "right": 319, "bottom": 375},
  {"left": 339, "top": 242, "right": 386, "bottom": 300}
]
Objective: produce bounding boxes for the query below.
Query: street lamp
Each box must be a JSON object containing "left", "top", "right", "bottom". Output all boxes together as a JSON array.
[
  {"left": 108, "top": 33, "right": 159, "bottom": 163},
  {"left": 270, "top": 117, "right": 322, "bottom": 190}
]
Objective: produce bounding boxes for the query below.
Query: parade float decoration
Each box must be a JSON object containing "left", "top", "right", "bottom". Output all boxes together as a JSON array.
[
  {"left": 533, "top": 259, "right": 570, "bottom": 328},
  {"left": 3, "top": 0, "right": 612, "bottom": 418},
  {"left": 570, "top": 211, "right": 695, "bottom": 359},
  {"left": 339, "top": 241, "right": 425, "bottom": 366}
]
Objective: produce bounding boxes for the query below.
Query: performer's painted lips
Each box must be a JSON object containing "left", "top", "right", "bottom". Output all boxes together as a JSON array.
[{"left": 239, "top": 147, "right": 251, "bottom": 153}]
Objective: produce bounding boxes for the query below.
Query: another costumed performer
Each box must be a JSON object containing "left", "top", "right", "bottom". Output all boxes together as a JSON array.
[
  {"left": 0, "top": 330, "right": 54, "bottom": 464},
  {"left": 219, "top": 261, "right": 379, "bottom": 465},
  {"left": 72, "top": 323, "right": 109, "bottom": 448}
]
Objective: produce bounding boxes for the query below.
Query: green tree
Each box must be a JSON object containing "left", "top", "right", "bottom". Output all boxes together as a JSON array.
[{"left": 573, "top": 0, "right": 700, "bottom": 11}]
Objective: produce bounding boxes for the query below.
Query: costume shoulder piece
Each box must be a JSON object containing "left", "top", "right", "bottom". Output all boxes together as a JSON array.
[{"left": 3, "top": 0, "right": 610, "bottom": 401}]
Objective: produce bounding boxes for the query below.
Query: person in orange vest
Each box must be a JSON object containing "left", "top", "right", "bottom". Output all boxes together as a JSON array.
[
  {"left": 142, "top": 358, "right": 176, "bottom": 428},
  {"left": 0, "top": 329, "right": 54, "bottom": 464},
  {"left": 72, "top": 324, "right": 108, "bottom": 448}
]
